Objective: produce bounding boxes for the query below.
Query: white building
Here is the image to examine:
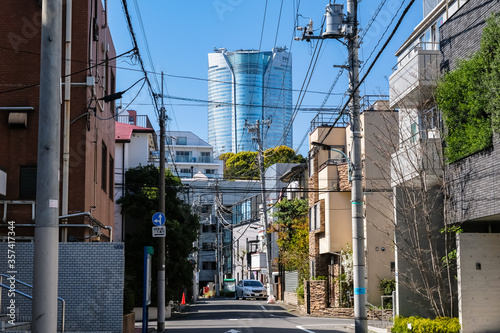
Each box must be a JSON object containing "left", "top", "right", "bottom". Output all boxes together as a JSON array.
[
  {"left": 114, "top": 113, "right": 157, "bottom": 241},
  {"left": 163, "top": 131, "right": 223, "bottom": 179},
  {"left": 389, "top": 0, "right": 468, "bottom": 318}
]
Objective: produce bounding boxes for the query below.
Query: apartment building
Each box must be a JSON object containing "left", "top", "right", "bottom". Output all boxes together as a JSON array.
[
  {"left": 0, "top": 0, "right": 117, "bottom": 241},
  {"left": 307, "top": 99, "right": 398, "bottom": 307},
  {"left": 164, "top": 131, "right": 223, "bottom": 179},
  {"left": 114, "top": 111, "right": 157, "bottom": 241},
  {"left": 389, "top": 0, "right": 468, "bottom": 318}
]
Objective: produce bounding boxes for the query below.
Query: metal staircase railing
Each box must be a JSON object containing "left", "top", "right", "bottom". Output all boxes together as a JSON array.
[{"left": 0, "top": 274, "right": 65, "bottom": 332}]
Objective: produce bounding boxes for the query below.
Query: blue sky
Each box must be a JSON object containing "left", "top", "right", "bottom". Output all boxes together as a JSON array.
[{"left": 107, "top": 0, "right": 424, "bottom": 156}]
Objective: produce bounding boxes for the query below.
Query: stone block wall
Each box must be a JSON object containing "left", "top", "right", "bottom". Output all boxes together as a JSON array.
[
  {"left": 305, "top": 280, "right": 328, "bottom": 313},
  {"left": 0, "top": 242, "right": 124, "bottom": 332}
]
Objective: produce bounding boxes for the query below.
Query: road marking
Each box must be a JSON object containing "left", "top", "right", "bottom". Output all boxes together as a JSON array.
[
  {"left": 296, "top": 326, "right": 316, "bottom": 333},
  {"left": 259, "top": 305, "right": 267, "bottom": 311},
  {"left": 269, "top": 314, "right": 287, "bottom": 318}
]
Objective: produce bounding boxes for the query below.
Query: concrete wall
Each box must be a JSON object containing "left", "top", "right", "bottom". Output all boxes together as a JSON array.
[
  {"left": 0, "top": 243, "right": 124, "bottom": 333},
  {"left": 457, "top": 233, "right": 500, "bottom": 333}
]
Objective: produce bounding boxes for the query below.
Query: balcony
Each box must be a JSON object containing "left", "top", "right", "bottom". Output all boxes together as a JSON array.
[
  {"left": 391, "top": 130, "right": 443, "bottom": 187},
  {"left": 389, "top": 43, "right": 440, "bottom": 108},
  {"left": 318, "top": 160, "right": 351, "bottom": 192}
]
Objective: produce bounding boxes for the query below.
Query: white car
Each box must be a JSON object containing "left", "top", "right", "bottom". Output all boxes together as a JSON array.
[{"left": 235, "top": 279, "right": 268, "bottom": 300}]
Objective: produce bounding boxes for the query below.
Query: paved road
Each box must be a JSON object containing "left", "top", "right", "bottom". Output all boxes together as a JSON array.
[{"left": 139, "top": 298, "right": 355, "bottom": 333}]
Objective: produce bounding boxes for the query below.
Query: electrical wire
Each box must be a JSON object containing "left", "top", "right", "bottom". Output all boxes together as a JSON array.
[
  {"left": 0, "top": 49, "right": 135, "bottom": 96},
  {"left": 316, "top": 0, "right": 417, "bottom": 147}
]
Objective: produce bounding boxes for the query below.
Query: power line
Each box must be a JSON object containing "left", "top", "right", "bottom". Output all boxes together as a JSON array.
[
  {"left": 120, "top": 0, "right": 160, "bottom": 117},
  {"left": 0, "top": 49, "right": 135, "bottom": 95},
  {"left": 317, "top": 0, "right": 417, "bottom": 147}
]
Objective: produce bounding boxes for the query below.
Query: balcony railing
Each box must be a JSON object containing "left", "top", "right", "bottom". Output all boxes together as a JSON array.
[
  {"left": 116, "top": 115, "right": 154, "bottom": 129},
  {"left": 310, "top": 111, "right": 348, "bottom": 132},
  {"left": 391, "top": 130, "right": 443, "bottom": 187},
  {"left": 389, "top": 42, "right": 440, "bottom": 108}
]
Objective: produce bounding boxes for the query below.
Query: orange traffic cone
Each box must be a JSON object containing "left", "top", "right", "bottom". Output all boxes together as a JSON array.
[{"left": 181, "top": 292, "right": 186, "bottom": 305}]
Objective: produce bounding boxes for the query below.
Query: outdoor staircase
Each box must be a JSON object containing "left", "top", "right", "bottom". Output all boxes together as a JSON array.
[{"left": 0, "top": 312, "right": 31, "bottom": 332}]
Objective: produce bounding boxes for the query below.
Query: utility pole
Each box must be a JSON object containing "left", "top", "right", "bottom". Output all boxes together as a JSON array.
[
  {"left": 32, "top": 0, "right": 62, "bottom": 332},
  {"left": 214, "top": 182, "right": 220, "bottom": 297},
  {"left": 346, "top": 2, "right": 367, "bottom": 332},
  {"left": 296, "top": 2, "right": 366, "bottom": 332},
  {"left": 157, "top": 72, "right": 166, "bottom": 333},
  {"left": 246, "top": 119, "right": 273, "bottom": 296}
]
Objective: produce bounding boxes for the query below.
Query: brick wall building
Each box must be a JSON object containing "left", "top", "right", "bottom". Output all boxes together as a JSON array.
[{"left": 0, "top": 0, "right": 117, "bottom": 241}]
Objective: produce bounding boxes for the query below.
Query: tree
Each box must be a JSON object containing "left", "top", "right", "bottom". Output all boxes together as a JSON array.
[
  {"left": 272, "top": 198, "right": 309, "bottom": 279},
  {"left": 221, "top": 145, "right": 306, "bottom": 180},
  {"left": 367, "top": 95, "right": 456, "bottom": 317},
  {"left": 118, "top": 165, "right": 199, "bottom": 305}
]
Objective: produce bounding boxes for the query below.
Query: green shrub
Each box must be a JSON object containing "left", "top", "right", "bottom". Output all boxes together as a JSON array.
[
  {"left": 392, "top": 316, "right": 460, "bottom": 333},
  {"left": 296, "top": 284, "right": 304, "bottom": 304},
  {"left": 379, "top": 278, "right": 395, "bottom": 309},
  {"left": 313, "top": 276, "right": 327, "bottom": 280}
]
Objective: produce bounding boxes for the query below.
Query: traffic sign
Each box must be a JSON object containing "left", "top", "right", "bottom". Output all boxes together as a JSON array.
[
  {"left": 152, "top": 212, "right": 166, "bottom": 226},
  {"left": 152, "top": 226, "right": 166, "bottom": 237}
]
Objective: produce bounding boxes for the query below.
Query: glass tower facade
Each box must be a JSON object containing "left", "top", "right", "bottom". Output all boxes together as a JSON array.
[{"left": 208, "top": 48, "right": 293, "bottom": 156}]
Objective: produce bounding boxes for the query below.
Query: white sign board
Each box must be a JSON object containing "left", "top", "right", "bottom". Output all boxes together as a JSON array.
[{"left": 152, "top": 226, "right": 166, "bottom": 237}]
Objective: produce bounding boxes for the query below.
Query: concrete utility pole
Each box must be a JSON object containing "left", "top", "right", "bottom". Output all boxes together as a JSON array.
[
  {"left": 296, "top": 1, "right": 366, "bottom": 332},
  {"left": 32, "top": 0, "right": 62, "bottom": 332},
  {"left": 157, "top": 73, "right": 166, "bottom": 333},
  {"left": 346, "top": 1, "right": 367, "bottom": 332},
  {"left": 214, "top": 182, "right": 221, "bottom": 297},
  {"left": 246, "top": 119, "right": 273, "bottom": 295}
]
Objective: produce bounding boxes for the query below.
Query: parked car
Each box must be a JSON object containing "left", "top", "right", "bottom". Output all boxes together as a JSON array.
[{"left": 235, "top": 279, "right": 268, "bottom": 300}]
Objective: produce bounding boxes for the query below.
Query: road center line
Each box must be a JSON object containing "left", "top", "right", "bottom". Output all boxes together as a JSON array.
[{"left": 296, "top": 325, "right": 316, "bottom": 333}]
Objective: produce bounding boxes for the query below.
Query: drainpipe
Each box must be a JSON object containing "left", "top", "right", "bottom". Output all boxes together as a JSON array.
[{"left": 61, "top": 0, "right": 72, "bottom": 242}]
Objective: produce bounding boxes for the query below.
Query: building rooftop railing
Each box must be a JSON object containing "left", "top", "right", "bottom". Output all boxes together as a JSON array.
[
  {"left": 310, "top": 111, "right": 348, "bottom": 132},
  {"left": 116, "top": 115, "right": 154, "bottom": 129}
]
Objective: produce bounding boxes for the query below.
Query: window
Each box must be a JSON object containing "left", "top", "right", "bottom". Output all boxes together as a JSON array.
[
  {"left": 176, "top": 151, "right": 192, "bottom": 162},
  {"left": 309, "top": 203, "right": 321, "bottom": 231},
  {"left": 180, "top": 168, "right": 191, "bottom": 174},
  {"left": 101, "top": 141, "right": 107, "bottom": 192},
  {"left": 19, "top": 166, "right": 37, "bottom": 199},
  {"left": 176, "top": 136, "right": 187, "bottom": 145},
  {"left": 202, "top": 224, "right": 216, "bottom": 233},
  {"left": 202, "top": 262, "right": 216, "bottom": 270},
  {"left": 205, "top": 169, "right": 216, "bottom": 175},
  {"left": 410, "top": 122, "right": 418, "bottom": 143},
  {"left": 109, "top": 155, "right": 114, "bottom": 200},
  {"left": 202, "top": 243, "right": 215, "bottom": 251},
  {"left": 200, "top": 152, "right": 211, "bottom": 163}
]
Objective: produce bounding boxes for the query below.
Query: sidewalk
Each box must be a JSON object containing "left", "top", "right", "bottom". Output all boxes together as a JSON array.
[{"left": 277, "top": 300, "right": 392, "bottom": 333}]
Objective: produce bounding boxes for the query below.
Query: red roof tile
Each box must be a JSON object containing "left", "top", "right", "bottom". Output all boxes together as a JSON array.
[{"left": 115, "top": 121, "right": 154, "bottom": 142}]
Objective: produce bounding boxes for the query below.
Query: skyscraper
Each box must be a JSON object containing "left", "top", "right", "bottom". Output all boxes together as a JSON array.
[{"left": 208, "top": 48, "right": 293, "bottom": 156}]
